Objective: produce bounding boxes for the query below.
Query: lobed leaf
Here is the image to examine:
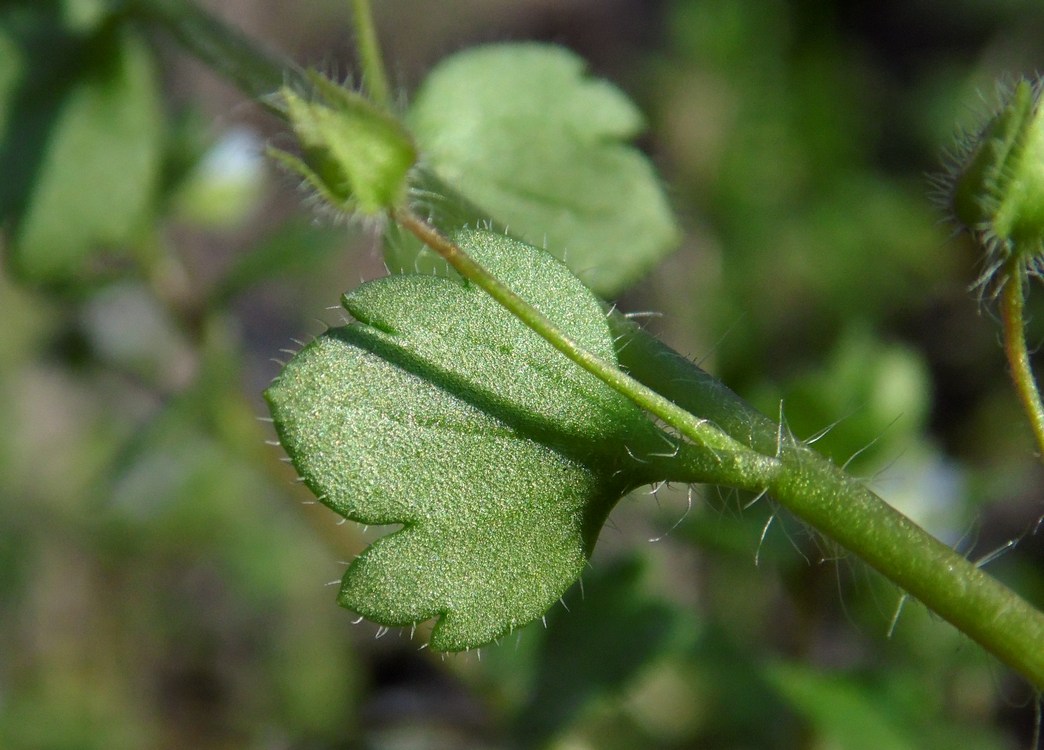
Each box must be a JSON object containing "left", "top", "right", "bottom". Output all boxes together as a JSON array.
[
  {"left": 266, "top": 229, "right": 665, "bottom": 650},
  {"left": 401, "top": 43, "right": 680, "bottom": 297}
]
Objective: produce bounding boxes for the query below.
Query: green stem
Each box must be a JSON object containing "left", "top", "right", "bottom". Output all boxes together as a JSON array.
[
  {"left": 608, "top": 312, "right": 781, "bottom": 456},
  {"left": 772, "top": 445, "right": 1044, "bottom": 686},
  {"left": 129, "top": 0, "right": 1044, "bottom": 688},
  {"left": 398, "top": 210, "right": 1044, "bottom": 688},
  {"left": 1000, "top": 260, "right": 1044, "bottom": 461},
  {"left": 611, "top": 318, "right": 1044, "bottom": 689},
  {"left": 125, "top": 0, "right": 308, "bottom": 108},
  {"left": 392, "top": 207, "right": 779, "bottom": 490},
  {"left": 350, "top": 0, "right": 392, "bottom": 109}
]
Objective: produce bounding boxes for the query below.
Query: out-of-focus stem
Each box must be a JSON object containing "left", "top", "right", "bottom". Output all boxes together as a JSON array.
[
  {"left": 127, "top": 0, "right": 307, "bottom": 108},
  {"left": 1000, "top": 260, "right": 1044, "bottom": 461},
  {"left": 350, "top": 0, "right": 391, "bottom": 109}
]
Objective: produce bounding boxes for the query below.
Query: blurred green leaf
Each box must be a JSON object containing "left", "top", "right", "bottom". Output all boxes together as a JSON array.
[
  {"left": 266, "top": 229, "right": 663, "bottom": 650},
  {"left": 515, "top": 555, "right": 682, "bottom": 748},
  {"left": 212, "top": 217, "right": 348, "bottom": 304},
  {"left": 752, "top": 328, "right": 931, "bottom": 471},
  {"left": 763, "top": 662, "right": 921, "bottom": 750},
  {"left": 101, "top": 405, "right": 361, "bottom": 744},
  {"left": 404, "top": 43, "right": 680, "bottom": 297},
  {"left": 679, "top": 626, "right": 796, "bottom": 746},
  {"left": 0, "top": 10, "right": 161, "bottom": 282}
]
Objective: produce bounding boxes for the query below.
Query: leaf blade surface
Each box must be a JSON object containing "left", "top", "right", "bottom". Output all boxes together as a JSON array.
[{"left": 267, "top": 229, "right": 658, "bottom": 650}]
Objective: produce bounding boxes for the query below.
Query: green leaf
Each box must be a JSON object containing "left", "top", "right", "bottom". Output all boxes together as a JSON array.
[
  {"left": 265, "top": 229, "right": 663, "bottom": 650},
  {"left": 763, "top": 662, "right": 920, "bottom": 750},
  {"left": 403, "top": 43, "right": 680, "bottom": 297},
  {"left": 0, "top": 14, "right": 162, "bottom": 282},
  {"left": 516, "top": 555, "right": 682, "bottom": 747}
]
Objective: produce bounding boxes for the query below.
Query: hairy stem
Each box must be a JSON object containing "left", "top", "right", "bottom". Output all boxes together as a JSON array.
[
  {"left": 392, "top": 208, "right": 778, "bottom": 489},
  {"left": 399, "top": 208, "right": 1044, "bottom": 688},
  {"left": 1000, "top": 260, "right": 1044, "bottom": 461},
  {"left": 610, "top": 317, "right": 1044, "bottom": 689},
  {"left": 771, "top": 444, "right": 1044, "bottom": 686},
  {"left": 131, "top": 0, "right": 1044, "bottom": 688},
  {"left": 350, "top": 0, "right": 392, "bottom": 109}
]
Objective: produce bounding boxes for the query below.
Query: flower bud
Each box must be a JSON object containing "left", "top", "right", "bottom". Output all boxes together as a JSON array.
[
  {"left": 270, "top": 71, "right": 416, "bottom": 215},
  {"left": 949, "top": 79, "right": 1044, "bottom": 266}
]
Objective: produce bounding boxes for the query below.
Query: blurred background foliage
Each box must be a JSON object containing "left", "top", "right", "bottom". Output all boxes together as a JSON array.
[{"left": 1, "top": 0, "right": 1043, "bottom": 747}]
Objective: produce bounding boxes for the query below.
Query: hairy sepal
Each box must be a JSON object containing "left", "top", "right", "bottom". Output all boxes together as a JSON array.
[
  {"left": 266, "top": 230, "right": 663, "bottom": 650},
  {"left": 949, "top": 78, "right": 1044, "bottom": 272},
  {"left": 271, "top": 71, "right": 416, "bottom": 215}
]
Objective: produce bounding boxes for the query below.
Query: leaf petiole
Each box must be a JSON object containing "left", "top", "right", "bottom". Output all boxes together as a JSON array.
[
  {"left": 390, "top": 207, "right": 781, "bottom": 491},
  {"left": 126, "top": 0, "right": 1044, "bottom": 686},
  {"left": 390, "top": 208, "right": 1044, "bottom": 688}
]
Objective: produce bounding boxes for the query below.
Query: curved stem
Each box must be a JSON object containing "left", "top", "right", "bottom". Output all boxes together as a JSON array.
[
  {"left": 1000, "top": 260, "right": 1044, "bottom": 461},
  {"left": 612, "top": 318, "right": 1044, "bottom": 689},
  {"left": 351, "top": 0, "right": 392, "bottom": 109},
  {"left": 392, "top": 210, "right": 1044, "bottom": 688},
  {"left": 128, "top": 0, "right": 1044, "bottom": 688},
  {"left": 391, "top": 207, "right": 779, "bottom": 490}
]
